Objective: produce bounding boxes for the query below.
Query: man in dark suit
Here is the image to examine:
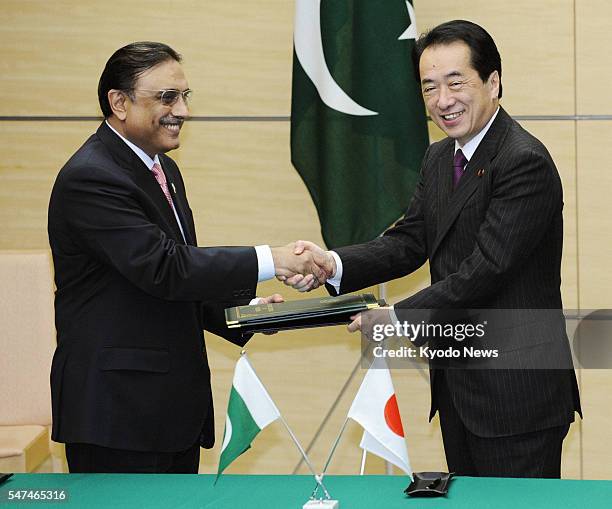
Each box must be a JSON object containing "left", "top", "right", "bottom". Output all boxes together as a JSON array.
[
  {"left": 48, "top": 42, "right": 328, "bottom": 473},
  {"left": 282, "top": 21, "right": 581, "bottom": 478}
]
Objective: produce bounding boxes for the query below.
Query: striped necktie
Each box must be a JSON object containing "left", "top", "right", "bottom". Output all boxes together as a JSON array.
[
  {"left": 151, "top": 162, "right": 174, "bottom": 209},
  {"left": 453, "top": 149, "right": 468, "bottom": 187}
]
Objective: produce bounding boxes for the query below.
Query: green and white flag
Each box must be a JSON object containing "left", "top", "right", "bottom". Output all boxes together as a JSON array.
[
  {"left": 216, "top": 354, "right": 281, "bottom": 479},
  {"left": 291, "top": 0, "right": 429, "bottom": 248}
]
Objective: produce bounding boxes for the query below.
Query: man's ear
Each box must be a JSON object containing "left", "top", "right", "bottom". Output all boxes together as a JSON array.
[
  {"left": 488, "top": 71, "right": 500, "bottom": 100},
  {"left": 108, "top": 89, "right": 129, "bottom": 121}
]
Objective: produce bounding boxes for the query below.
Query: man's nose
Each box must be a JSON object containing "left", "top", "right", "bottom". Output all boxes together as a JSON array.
[
  {"left": 437, "top": 86, "right": 455, "bottom": 110},
  {"left": 172, "top": 95, "right": 189, "bottom": 117}
]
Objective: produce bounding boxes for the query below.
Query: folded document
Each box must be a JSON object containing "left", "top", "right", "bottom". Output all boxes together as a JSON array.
[{"left": 225, "top": 293, "right": 386, "bottom": 334}]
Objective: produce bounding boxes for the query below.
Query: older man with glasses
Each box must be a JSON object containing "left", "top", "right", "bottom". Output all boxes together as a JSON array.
[{"left": 47, "top": 42, "right": 333, "bottom": 473}]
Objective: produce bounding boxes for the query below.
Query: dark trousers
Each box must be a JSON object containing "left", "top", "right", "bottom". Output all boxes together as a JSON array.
[
  {"left": 434, "top": 372, "right": 569, "bottom": 478},
  {"left": 65, "top": 441, "right": 200, "bottom": 474}
]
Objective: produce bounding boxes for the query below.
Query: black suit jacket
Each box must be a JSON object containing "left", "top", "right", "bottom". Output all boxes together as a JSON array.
[
  {"left": 331, "top": 108, "right": 581, "bottom": 437},
  {"left": 48, "top": 122, "right": 257, "bottom": 452}
]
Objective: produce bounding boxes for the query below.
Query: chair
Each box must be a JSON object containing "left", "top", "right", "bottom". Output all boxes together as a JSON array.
[{"left": 0, "top": 250, "right": 60, "bottom": 472}]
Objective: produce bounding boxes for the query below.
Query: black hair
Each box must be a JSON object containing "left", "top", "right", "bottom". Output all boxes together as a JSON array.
[
  {"left": 414, "top": 20, "right": 502, "bottom": 99},
  {"left": 98, "top": 41, "right": 182, "bottom": 118}
]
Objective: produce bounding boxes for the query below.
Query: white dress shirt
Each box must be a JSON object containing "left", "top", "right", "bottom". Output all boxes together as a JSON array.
[{"left": 454, "top": 107, "right": 499, "bottom": 161}]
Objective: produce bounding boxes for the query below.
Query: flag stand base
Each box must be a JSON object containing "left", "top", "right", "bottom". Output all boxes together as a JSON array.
[{"left": 303, "top": 499, "right": 339, "bottom": 509}]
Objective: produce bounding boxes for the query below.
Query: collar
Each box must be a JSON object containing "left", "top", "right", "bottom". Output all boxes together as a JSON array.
[
  {"left": 454, "top": 106, "right": 500, "bottom": 161},
  {"left": 105, "top": 120, "right": 161, "bottom": 170}
]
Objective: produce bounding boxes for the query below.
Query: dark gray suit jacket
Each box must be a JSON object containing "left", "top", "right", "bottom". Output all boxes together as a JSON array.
[
  {"left": 331, "top": 108, "right": 581, "bottom": 437},
  {"left": 48, "top": 122, "right": 257, "bottom": 452}
]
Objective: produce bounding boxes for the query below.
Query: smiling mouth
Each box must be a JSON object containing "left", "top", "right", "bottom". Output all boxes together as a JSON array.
[
  {"left": 160, "top": 117, "right": 184, "bottom": 134},
  {"left": 162, "top": 123, "right": 181, "bottom": 132},
  {"left": 441, "top": 111, "right": 464, "bottom": 121}
]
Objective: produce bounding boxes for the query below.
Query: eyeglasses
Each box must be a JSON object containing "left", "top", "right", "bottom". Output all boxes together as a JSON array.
[{"left": 128, "top": 88, "right": 193, "bottom": 106}]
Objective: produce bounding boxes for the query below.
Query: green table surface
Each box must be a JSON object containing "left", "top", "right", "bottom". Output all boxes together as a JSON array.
[{"left": 1, "top": 474, "right": 611, "bottom": 508}]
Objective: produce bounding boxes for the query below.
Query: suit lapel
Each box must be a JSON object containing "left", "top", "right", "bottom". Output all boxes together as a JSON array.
[
  {"left": 168, "top": 183, "right": 195, "bottom": 245},
  {"left": 154, "top": 161, "right": 190, "bottom": 245},
  {"left": 435, "top": 141, "right": 455, "bottom": 236},
  {"left": 96, "top": 122, "right": 187, "bottom": 245},
  {"left": 429, "top": 108, "right": 512, "bottom": 258},
  {"left": 159, "top": 156, "right": 196, "bottom": 246}
]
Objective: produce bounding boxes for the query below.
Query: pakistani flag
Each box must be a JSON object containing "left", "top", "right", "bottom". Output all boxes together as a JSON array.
[
  {"left": 291, "top": 0, "right": 429, "bottom": 248},
  {"left": 216, "top": 354, "right": 281, "bottom": 479}
]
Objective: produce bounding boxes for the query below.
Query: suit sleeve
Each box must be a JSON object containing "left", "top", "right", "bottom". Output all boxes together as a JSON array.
[
  {"left": 398, "top": 147, "right": 561, "bottom": 309},
  {"left": 201, "top": 300, "right": 252, "bottom": 347},
  {"left": 57, "top": 164, "right": 258, "bottom": 302},
  {"left": 329, "top": 147, "right": 431, "bottom": 294}
]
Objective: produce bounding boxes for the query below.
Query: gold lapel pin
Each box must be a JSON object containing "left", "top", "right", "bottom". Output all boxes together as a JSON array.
[{"left": 477, "top": 169, "right": 485, "bottom": 177}]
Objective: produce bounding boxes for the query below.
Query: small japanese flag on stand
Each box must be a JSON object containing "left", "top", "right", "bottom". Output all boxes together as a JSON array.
[{"left": 347, "top": 362, "right": 412, "bottom": 476}]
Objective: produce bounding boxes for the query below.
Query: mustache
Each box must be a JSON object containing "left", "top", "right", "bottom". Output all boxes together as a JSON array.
[{"left": 159, "top": 115, "right": 185, "bottom": 126}]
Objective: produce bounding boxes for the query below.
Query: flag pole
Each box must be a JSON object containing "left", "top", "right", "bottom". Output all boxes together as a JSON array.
[
  {"left": 291, "top": 356, "right": 362, "bottom": 474},
  {"left": 309, "top": 417, "right": 349, "bottom": 500},
  {"left": 321, "top": 417, "right": 349, "bottom": 476},
  {"left": 277, "top": 414, "right": 333, "bottom": 500},
  {"left": 378, "top": 282, "right": 394, "bottom": 476},
  {"left": 359, "top": 449, "right": 367, "bottom": 475},
  {"left": 241, "top": 351, "right": 332, "bottom": 499}
]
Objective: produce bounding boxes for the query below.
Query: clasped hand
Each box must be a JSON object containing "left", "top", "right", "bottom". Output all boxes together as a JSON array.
[
  {"left": 271, "top": 240, "right": 336, "bottom": 291},
  {"left": 273, "top": 240, "right": 394, "bottom": 335}
]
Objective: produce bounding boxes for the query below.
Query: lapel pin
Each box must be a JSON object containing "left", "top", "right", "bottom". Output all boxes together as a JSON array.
[
  {"left": 171, "top": 183, "right": 177, "bottom": 193},
  {"left": 477, "top": 169, "right": 485, "bottom": 177}
]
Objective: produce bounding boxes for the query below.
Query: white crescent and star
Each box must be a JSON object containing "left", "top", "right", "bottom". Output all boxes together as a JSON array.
[
  {"left": 220, "top": 414, "right": 233, "bottom": 453},
  {"left": 294, "top": 0, "right": 418, "bottom": 117},
  {"left": 398, "top": 1, "right": 418, "bottom": 41}
]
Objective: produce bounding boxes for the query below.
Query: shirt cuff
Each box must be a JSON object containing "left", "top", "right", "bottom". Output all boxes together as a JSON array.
[
  {"left": 255, "top": 245, "right": 275, "bottom": 282},
  {"left": 249, "top": 298, "right": 261, "bottom": 305},
  {"left": 326, "top": 250, "right": 343, "bottom": 293}
]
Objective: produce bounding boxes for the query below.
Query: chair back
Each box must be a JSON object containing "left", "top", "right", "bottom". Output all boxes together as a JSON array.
[{"left": 0, "top": 250, "right": 55, "bottom": 426}]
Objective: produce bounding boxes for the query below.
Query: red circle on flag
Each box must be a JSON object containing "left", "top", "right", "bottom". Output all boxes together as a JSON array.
[{"left": 384, "top": 394, "right": 404, "bottom": 437}]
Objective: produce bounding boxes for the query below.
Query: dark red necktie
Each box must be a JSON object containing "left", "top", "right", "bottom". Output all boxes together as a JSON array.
[{"left": 453, "top": 149, "right": 468, "bottom": 187}]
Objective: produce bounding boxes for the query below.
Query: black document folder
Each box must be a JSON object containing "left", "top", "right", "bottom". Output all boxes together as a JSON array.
[{"left": 225, "top": 293, "right": 386, "bottom": 334}]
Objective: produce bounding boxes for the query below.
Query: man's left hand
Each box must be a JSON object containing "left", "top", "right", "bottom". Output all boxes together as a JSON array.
[
  {"left": 254, "top": 293, "right": 284, "bottom": 335},
  {"left": 256, "top": 293, "right": 284, "bottom": 305},
  {"left": 347, "top": 307, "right": 395, "bottom": 340}
]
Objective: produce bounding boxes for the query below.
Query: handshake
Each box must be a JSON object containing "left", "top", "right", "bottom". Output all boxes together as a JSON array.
[
  {"left": 271, "top": 240, "right": 336, "bottom": 292},
  {"left": 270, "top": 240, "right": 387, "bottom": 334}
]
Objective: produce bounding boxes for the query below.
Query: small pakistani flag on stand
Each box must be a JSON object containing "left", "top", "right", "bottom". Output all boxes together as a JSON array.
[
  {"left": 216, "top": 354, "right": 334, "bottom": 499},
  {"left": 291, "top": 0, "right": 429, "bottom": 248},
  {"left": 216, "top": 354, "right": 281, "bottom": 480}
]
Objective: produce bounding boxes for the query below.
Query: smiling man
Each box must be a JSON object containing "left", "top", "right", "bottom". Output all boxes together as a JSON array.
[
  {"left": 47, "top": 42, "right": 331, "bottom": 473},
  {"left": 282, "top": 21, "right": 581, "bottom": 478}
]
